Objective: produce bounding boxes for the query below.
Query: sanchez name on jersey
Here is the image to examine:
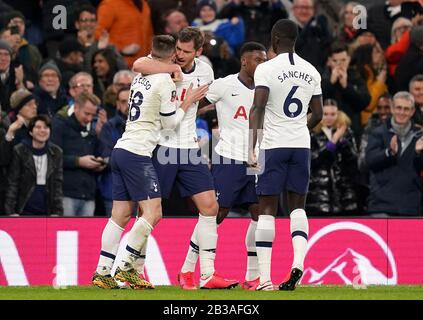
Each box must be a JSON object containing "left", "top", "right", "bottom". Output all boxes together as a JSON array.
[{"left": 254, "top": 52, "right": 322, "bottom": 149}]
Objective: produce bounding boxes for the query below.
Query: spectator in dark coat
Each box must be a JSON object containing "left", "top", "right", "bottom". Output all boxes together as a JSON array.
[
  {"left": 357, "top": 93, "right": 392, "bottom": 212},
  {"left": 0, "top": 110, "right": 11, "bottom": 214},
  {"left": 219, "top": 0, "right": 288, "bottom": 49},
  {"left": 395, "top": 25, "right": 423, "bottom": 91},
  {"left": 54, "top": 38, "right": 86, "bottom": 92},
  {"left": 367, "top": 0, "right": 422, "bottom": 50},
  {"left": 289, "top": 0, "right": 333, "bottom": 72},
  {"left": 5, "top": 115, "right": 63, "bottom": 216},
  {"left": 149, "top": 0, "right": 198, "bottom": 34},
  {"left": 322, "top": 41, "right": 370, "bottom": 140},
  {"left": 33, "top": 61, "right": 68, "bottom": 117},
  {"left": 0, "top": 40, "right": 23, "bottom": 113},
  {"left": 50, "top": 92, "right": 106, "bottom": 217},
  {"left": 306, "top": 100, "right": 359, "bottom": 216},
  {"left": 366, "top": 91, "right": 423, "bottom": 216},
  {"left": 3, "top": 11, "right": 43, "bottom": 85},
  {"left": 98, "top": 86, "right": 129, "bottom": 215},
  {"left": 410, "top": 74, "right": 423, "bottom": 126}
]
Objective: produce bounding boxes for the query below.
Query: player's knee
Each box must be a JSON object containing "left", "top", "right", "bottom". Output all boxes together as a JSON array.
[
  {"left": 111, "top": 211, "right": 131, "bottom": 228},
  {"left": 199, "top": 200, "right": 219, "bottom": 216}
]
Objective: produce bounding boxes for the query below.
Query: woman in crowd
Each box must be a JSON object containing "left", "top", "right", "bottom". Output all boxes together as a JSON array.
[
  {"left": 91, "top": 48, "right": 120, "bottom": 102},
  {"left": 306, "top": 99, "right": 359, "bottom": 216},
  {"left": 352, "top": 42, "right": 389, "bottom": 127}
]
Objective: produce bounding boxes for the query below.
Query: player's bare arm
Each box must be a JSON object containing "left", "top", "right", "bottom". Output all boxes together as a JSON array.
[
  {"left": 132, "top": 56, "right": 182, "bottom": 80},
  {"left": 248, "top": 86, "right": 269, "bottom": 165},
  {"left": 307, "top": 95, "right": 323, "bottom": 130}
]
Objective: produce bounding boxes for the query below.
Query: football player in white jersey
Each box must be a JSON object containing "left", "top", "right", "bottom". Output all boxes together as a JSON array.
[
  {"left": 92, "top": 35, "right": 208, "bottom": 289},
  {"left": 132, "top": 27, "right": 238, "bottom": 290},
  {"left": 249, "top": 19, "right": 323, "bottom": 291},
  {"left": 175, "top": 42, "right": 267, "bottom": 290}
]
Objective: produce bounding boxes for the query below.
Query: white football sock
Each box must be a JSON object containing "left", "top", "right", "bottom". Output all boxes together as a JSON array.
[
  {"left": 181, "top": 223, "right": 199, "bottom": 273},
  {"left": 245, "top": 220, "right": 259, "bottom": 281},
  {"left": 255, "top": 215, "right": 275, "bottom": 284},
  {"left": 119, "top": 217, "right": 152, "bottom": 271},
  {"left": 96, "top": 219, "right": 124, "bottom": 275},
  {"left": 197, "top": 214, "right": 217, "bottom": 279},
  {"left": 133, "top": 237, "right": 148, "bottom": 275},
  {"left": 290, "top": 208, "right": 309, "bottom": 271}
]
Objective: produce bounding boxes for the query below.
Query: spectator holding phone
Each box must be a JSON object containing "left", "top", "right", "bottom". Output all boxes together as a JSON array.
[
  {"left": 51, "top": 92, "right": 105, "bottom": 217},
  {"left": 4, "top": 11, "right": 42, "bottom": 86}
]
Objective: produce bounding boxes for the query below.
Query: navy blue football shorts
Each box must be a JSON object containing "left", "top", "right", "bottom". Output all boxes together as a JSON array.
[
  {"left": 152, "top": 145, "right": 215, "bottom": 199},
  {"left": 256, "top": 148, "right": 310, "bottom": 196},
  {"left": 111, "top": 148, "right": 161, "bottom": 201},
  {"left": 211, "top": 154, "right": 257, "bottom": 208}
]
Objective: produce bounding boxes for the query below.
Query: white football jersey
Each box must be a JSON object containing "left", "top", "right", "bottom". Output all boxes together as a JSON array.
[
  {"left": 159, "top": 58, "right": 214, "bottom": 149},
  {"left": 114, "top": 73, "right": 177, "bottom": 157},
  {"left": 254, "top": 52, "right": 322, "bottom": 149},
  {"left": 206, "top": 73, "right": 254, "bottom": 162}
]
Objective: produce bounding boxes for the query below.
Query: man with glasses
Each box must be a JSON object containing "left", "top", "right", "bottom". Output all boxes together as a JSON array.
[
  {"left": 366, "top": 91, "right": 423, "bottom": 216},
  {"left": 74, "top": 5, "right": 128, "bottom": 73},
  {"left": 33, "top": 61, "right": 68, "bottom": 117},
  {"left": 358, "top": 93, "right": 393, "bottom": 212},
  {"left": 56, "top": 72, "right": 107, "bottom": 136},
  {"left": 103, "top": 70, "right": 135, "bottom": 119}
]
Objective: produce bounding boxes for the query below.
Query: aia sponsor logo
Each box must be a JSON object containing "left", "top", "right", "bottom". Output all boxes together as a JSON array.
[{"left": 302, "top": 222, "right": 397, "bottom": 286}]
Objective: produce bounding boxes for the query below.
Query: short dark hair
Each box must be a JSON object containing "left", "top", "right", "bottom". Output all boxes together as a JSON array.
[
  {"left": 177, "top": 27, "right": 204, "bottom": 50},
  {"left": 328, "top": 41, "right": 349, "bottom": 56},
  {"left": 28, "top": 115, "right": 51, "bottom": 133},
  {"left": 76, "top": 5, "right": 97, "bottom": 21},
  {"left": 240, "top": 42, "right": 266, "bottom": 56},
  {"left": 152, "top": 35, "right": 176, "bottom": 59},
  {"left": 5, "top": 10, "right": 26, "bottom": 25},
  {"left": 271, "top": 19, "right": 298, "bottom": 45}
]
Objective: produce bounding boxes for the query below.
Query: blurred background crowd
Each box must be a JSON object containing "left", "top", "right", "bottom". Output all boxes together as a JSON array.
[{"left": 0, "top": 0, "right": 423, "bottom": 218}]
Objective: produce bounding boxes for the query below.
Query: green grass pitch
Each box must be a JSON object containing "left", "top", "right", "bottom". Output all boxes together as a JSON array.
[{"left": 1, "top": 285, "right": 423, "bottom": 300}]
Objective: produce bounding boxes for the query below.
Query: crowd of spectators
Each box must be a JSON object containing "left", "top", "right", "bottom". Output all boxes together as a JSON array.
[{"left": 0, "top": 0, "right": 423, "bottom": 217}]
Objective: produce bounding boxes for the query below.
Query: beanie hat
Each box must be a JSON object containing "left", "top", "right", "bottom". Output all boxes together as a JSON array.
[
  {"left": 10, "top": 89, "right": 35, "bottom": 114},
  {"left": 39, "top": 60, "right": 62, "bottom": 80},
  {"left": 4, "top": 10, "right": 26, "bottom": 25},
  {"left": 197, "top": 0, "right": 217, "bottom": 14},
  {"left": 0, "top": 40, "right": 12, "bottom": 56}
]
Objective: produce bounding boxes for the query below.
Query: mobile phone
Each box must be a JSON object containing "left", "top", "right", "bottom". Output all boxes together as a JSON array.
[{"left": 10, "top": 25, "right": 19, "bottom": 35}]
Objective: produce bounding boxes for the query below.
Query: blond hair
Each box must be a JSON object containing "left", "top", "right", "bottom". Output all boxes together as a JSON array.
[{"left": 312, "top": 107, "right": 351, "bottom": 134}]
